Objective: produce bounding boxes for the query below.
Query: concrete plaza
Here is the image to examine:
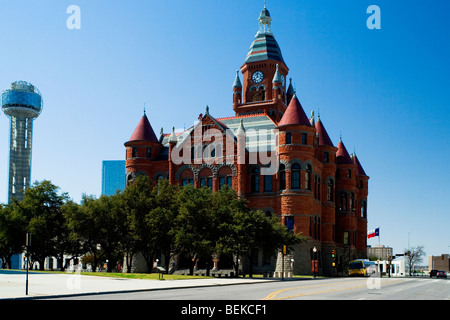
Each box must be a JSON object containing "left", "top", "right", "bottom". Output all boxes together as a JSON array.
[{"left": 0, "top": 270, "right": 272, "bottom": 299}]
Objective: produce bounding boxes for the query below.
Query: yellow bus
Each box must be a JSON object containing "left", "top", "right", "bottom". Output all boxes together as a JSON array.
[{"left": 348, "top": 260, "right": 377, "bottom": 277}]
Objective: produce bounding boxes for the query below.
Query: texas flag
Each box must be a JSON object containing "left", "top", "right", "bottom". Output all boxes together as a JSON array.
[{"left": 368, "top": 228, "right": 379, "bottom": 239}]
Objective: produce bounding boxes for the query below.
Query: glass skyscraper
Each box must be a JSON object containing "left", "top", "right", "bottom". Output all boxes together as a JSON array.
[{"left": 101, "top": 160, "right": 126, "bottom": 195}]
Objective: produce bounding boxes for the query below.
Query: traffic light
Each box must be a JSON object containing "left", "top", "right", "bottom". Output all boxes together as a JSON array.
[{"left": 331, "top": 250, "right": 336, "bottom": 267}]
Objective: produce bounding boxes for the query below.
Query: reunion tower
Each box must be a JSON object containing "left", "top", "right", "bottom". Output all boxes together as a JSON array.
[{"left": 1, "top": 81, "right": 43, "bottom": 203}]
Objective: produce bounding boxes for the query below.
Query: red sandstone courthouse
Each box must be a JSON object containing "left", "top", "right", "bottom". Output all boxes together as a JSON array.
[{"left": 124, "top": 6, "right": 369, "bottom": 276}]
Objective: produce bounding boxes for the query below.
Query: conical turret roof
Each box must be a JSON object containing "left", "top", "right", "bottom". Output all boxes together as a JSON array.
[
  {"left": 353, "top": 153, "right": 367, "bottom": 176},
  {"left": 336, "top": 139, "right": 354, "bottom": 165},
  {"left": 128, "top": 113, "right": 159, "bottom": 143},
  {"left": 278, "top": 94, "right": 311, "bottom": 127},
  {"left": 315, "top": 117, "right": 334, "bottom": 147}
]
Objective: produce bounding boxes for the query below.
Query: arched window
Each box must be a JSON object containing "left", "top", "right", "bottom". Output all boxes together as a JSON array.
[
  {"left": 291, "top": 163, "right": 301, "bottom": 189},
  {"left": 361, "top": 200, "right": 367, "bottom": 218},
  {"left": 327, "top": 179, "right": 334, "bottom": 201},
  {"left": 350, "top": 192, "right": 355, "bottom": 211},
  {"left": 302, "top": 133, "right": 307, "bottom": 145},
  {"left": 251, "top": 167, "right": 260, "bottom": 193},
  {"left": 340, "top": 192, "right": 347, "bottom": 212},
  {"left": 155, "top": 174, "right": 165, "bottom": 182},
  {"left": 285, "top": 132, "right": 292, "bottom": 144},
  {"left": 218, "top": 166, "right": 233, "bottom": 189},
  {"left": 285, "top": 216, "right": 294, "bottom": 233},
  {"left": 190, "top": 146, "right": 195, "bottom": 161},
  {"left": 264, "top": 175, "right": 273, "bottom": 192},
  {"left": 199, "top": 168, "right": 213, "bottom": 190},
  {"left": 305, "top": 164, "right": 312, "bottom": 191},
  {"left": 181, "top": 169, "right": 194, "bottom": 186},
  {"left": 317, "top": 217, "right": 321, "bottom": 240},
  {"left": 191, "top": 145, "right": 202, "bottom": 161},
  {"left": 204, "top": 143, "right": 221, "bottom": 159},
  {"left": 279, "top": 164, "right": 286, "bottom": 190},
  {"left": 126, "top": 172, "right": 134, "bottom": 185},
  {"left": 250, "top": 86, "right": 266, "bottom": 102},
  {"left": 318, "top": 177, "right": 321, "bottom": 200}
]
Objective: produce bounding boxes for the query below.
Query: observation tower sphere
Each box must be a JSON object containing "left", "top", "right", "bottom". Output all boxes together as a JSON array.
[
  {"left": 1, "top": 81, "right": 43, "bottom": 203},
  {"left": 2, "top": 80, "right": 43, "bottom": 119}
]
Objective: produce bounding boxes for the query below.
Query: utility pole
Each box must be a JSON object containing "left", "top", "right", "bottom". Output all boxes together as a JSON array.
[{"left": 25, "top": 232, "right": 31, "bottom": 295}]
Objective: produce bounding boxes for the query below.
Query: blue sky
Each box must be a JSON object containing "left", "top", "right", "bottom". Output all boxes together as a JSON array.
[{"left": 0, "top": 0, "right": 449, "bottom": 258}]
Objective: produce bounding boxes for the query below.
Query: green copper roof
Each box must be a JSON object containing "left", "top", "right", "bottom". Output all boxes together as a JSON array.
[{"left": 244, "top": 32, "right": 285, "bottom": 64}]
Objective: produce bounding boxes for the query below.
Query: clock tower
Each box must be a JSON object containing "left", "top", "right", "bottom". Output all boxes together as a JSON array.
[{"left": 233, "top": 5, "right": 289, "bottom": 122}]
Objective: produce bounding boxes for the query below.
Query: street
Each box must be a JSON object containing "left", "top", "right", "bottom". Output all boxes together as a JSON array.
[{"left": 48, "top": 276, "right": 450, "bottom": 300}]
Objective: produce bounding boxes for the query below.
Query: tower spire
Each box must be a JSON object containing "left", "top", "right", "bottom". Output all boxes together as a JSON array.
[
  {"left": 258, "top": 2, "right": 272, "bottom": 34},
  {"left": 233, "top": 70, "right": 242, "bottom": 88}
]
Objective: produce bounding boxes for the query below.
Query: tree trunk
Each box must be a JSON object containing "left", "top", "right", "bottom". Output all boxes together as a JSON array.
[
  {"left": 189, "top": 255, "right": 198, "bottom": 276},
  {"left": 142, "top": 251, "right": 155, "bottom": 273},
  {"left": 39, "top": 258, "right": 45, "bottom": 270},
  {"left": 125, "top": 252, "right": 134, "bottom": 273},
  {"left": 233, "top": 255, "right": 240, "bottom": 277},
  {"left": 247, "top": 251, "right": 254, "bottom": 278}
]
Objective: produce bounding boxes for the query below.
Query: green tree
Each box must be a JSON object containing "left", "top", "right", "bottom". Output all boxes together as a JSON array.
[
  {"left": 18, "top": 180, "right": 70, "bottom": 270},
  {"left": 0, "top": 203, "right": 26, "bottom": 269},
  {"left": 68, "top": 194, "right": 103, "bottom": 272},
  {"left": 213, "top": 186, "right": 305, "bottom": 277},
  {"left": 175, "top": 184, "right": 215, "bottom": 275},
  {"left": 80, "top": 193, "right": 128, "bottom": 272},
  {"left": 60, "top": 200, "right": 84, "bottom": 270},
  {"left": 150, "top": 179, "right": 181, "bottom": 273},
  {"left": 120, "top": 175, "right": 156, "bottom": 273}
]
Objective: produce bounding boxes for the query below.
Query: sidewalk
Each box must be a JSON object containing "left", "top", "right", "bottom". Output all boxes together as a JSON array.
[{"left": 0, "top": 270, "right": 274, "bottom": 299}]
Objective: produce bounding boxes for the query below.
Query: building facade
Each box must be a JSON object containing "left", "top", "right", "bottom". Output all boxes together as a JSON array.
[
  {"left": 124, "top": 6, "right": 369, "bottom": 276},
  {"left": 367, "top": 245, "right": 393, "bottom": 261},
  {"left": 101, "top": 160, "right": 126, "bottom": 196},
  {"left": 429, "top": 254, "right": 450, "bottom": 272}
]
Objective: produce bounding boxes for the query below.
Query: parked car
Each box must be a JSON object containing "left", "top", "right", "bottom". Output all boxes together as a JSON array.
[
  {"left": 429, "top": 270, "right": 438, "bottom": 277},
  {"left": 436, "top": 271, "right": 447, "bottom": 278}
]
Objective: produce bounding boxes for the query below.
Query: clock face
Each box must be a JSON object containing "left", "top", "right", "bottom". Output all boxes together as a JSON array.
[{"left": 252, "top": 71, "right": 264, "bottom": 84}]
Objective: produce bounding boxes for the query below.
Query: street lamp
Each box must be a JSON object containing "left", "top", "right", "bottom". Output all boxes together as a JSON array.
[{"left": 312, "top": 247, "right": 318, "bottom": 278}]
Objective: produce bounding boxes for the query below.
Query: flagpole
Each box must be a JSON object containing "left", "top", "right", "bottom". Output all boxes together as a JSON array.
[{"left": 378, "top": 226, "right": 381, "bottom": 246}]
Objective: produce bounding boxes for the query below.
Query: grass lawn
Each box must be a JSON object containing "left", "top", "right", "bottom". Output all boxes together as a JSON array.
[
  {"left": 79, "top": 272, "right": 213, "bottom": 280},
  {"left": 78, "top": 272, "right": 319, "bottom": 280},
  {"left": 6, "top": 269, "right": 319, "bottom": 280}
]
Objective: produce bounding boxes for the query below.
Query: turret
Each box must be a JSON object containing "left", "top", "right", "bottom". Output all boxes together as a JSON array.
[
  {"left": 232, "top": 70, "right": 242, "bottom": 109},
  {"left": 286, "top": 78, "right": 295, "bottom": 105},
  {"left": 272, "top": 64, "right": 283, "bottom": 102},
  {"left": 276, "top": 94, "right": 316, "bottom": 235},
  {"left": 124, "top": 111, "right": 162, "bottom": 184}
]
